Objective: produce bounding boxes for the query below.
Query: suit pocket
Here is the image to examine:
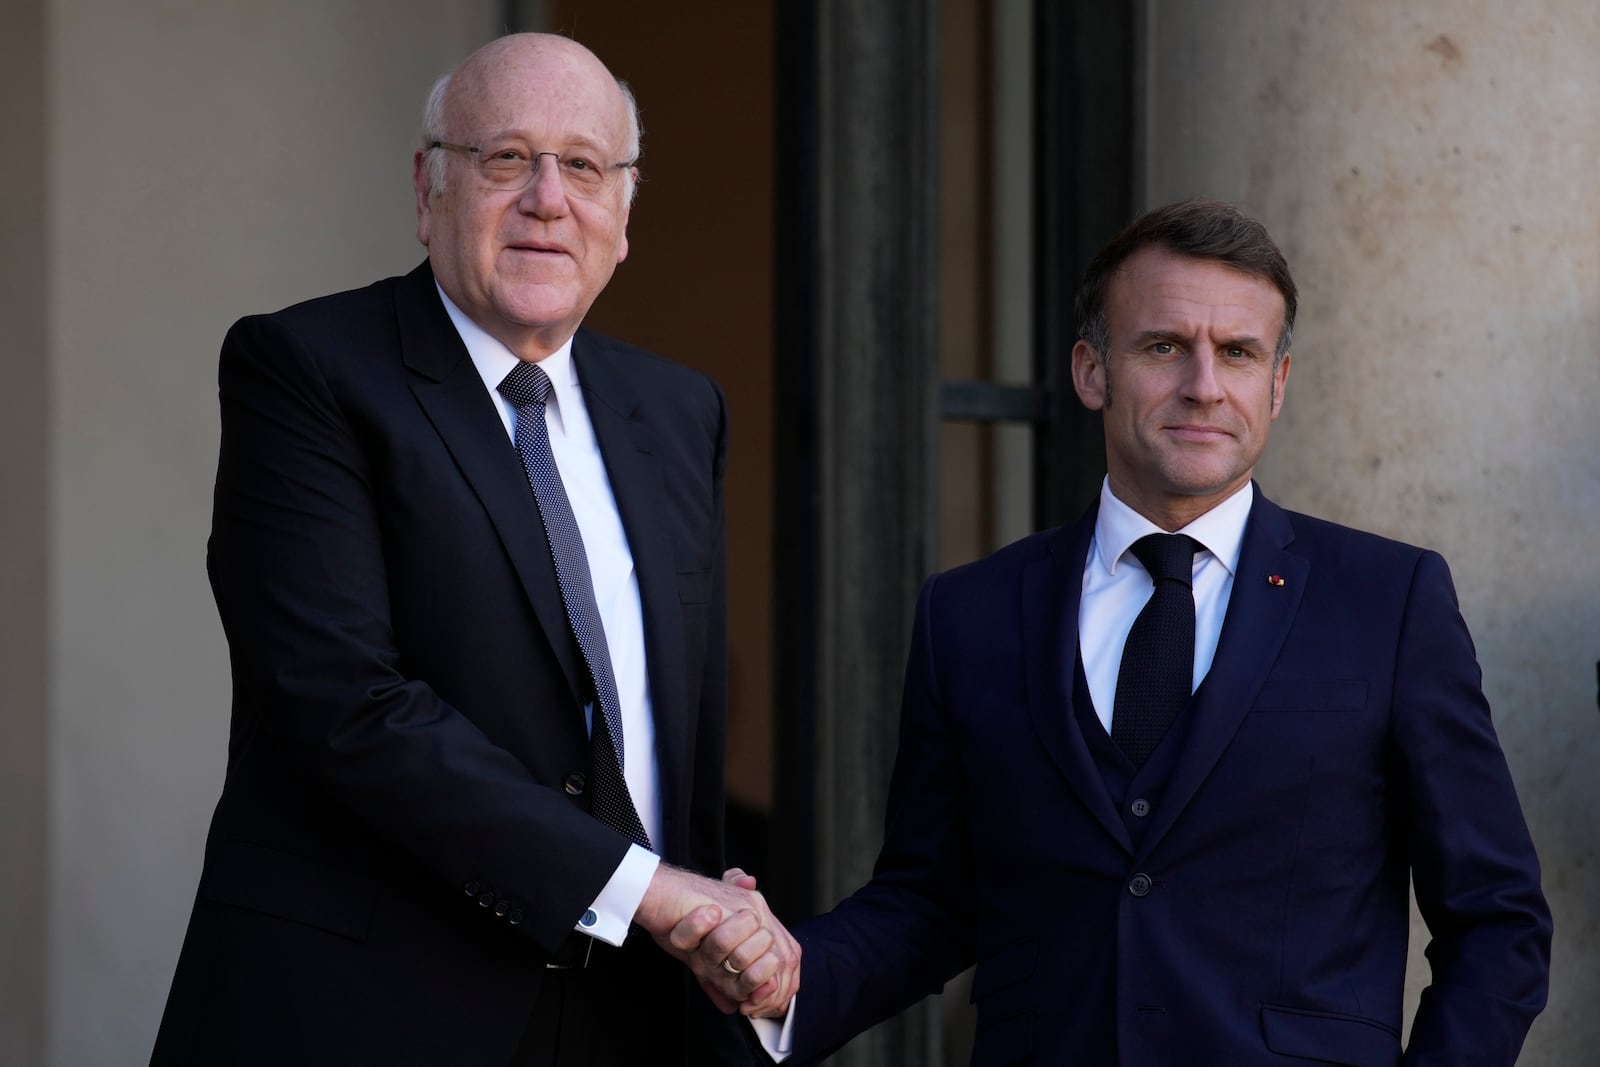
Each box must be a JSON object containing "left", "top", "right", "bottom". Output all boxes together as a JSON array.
[
  {"left": 677, "top": 568, "right": 711, "bottom": 604},
  {"left": 1251, "top": 678, "right": 1368, "bottom": 713},
  {"left": 200, "top": 839, "right": 376, "bottom": 942},
  {"left": 1260, "top": 1004, "right": 1400, "bottom": 1066}
]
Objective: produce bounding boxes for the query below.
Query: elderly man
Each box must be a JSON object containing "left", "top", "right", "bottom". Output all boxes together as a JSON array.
[
  {"left": 713, "top": 199, "right": 1551, "bottom": 1065},
  {"left": 153, "top": 33, "right": 794, "bottom": 1067}
]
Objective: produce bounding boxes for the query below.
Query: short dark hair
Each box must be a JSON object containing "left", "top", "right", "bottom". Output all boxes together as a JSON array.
[{"left": 1074, "top": 198, "right": 1297, "bottom": 364}]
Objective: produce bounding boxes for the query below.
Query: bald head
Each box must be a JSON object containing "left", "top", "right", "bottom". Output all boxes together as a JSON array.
[
  {"left": 420, "top": 33, "right": 641, "bottom": 200},
  {"left": 412, "top": 33, "right": 641, "bottom": 361}
]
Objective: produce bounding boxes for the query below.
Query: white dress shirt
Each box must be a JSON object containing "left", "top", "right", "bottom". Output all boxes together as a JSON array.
[
  {"left": 440, "top": 287, "right": 659, "bottom": 946},
  {"left": 1079, "top": 477, "right": 1253, "bottom": 730}
]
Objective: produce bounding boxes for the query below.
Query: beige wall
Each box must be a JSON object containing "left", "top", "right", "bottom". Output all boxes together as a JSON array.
[
  {"left": 15, "top": 2, "right": 499, "bottom": 1062},
  {"left": 1142, "top": 2, "right": 1600, "bottom": 1061}
]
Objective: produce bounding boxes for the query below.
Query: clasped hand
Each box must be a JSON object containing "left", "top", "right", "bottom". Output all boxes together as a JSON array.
[{"left": 635, "top": 865, "right": 799, "bottom": 1018}]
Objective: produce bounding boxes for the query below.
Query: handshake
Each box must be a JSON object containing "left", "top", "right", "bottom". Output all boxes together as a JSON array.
[{"left": 635, "top": 864, "right": 802, "bottom": 1019}]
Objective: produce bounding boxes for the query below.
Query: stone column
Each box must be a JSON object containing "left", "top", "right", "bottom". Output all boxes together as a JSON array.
[
  {"left": 1140, "top": 3, "right": 1599, "bottom": 1062},
  {"left": 773, "top": 0, "right": 945, "bottom": 1063}
]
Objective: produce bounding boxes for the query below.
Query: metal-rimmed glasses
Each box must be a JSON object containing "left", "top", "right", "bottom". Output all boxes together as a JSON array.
[{"left": 429, "top": 140, "right": 633, "bottom": 199}]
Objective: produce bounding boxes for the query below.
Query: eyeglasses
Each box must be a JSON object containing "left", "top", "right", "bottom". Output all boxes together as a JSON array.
[{"left": 429, "top": 140, "right": 633, "bottom": 198}]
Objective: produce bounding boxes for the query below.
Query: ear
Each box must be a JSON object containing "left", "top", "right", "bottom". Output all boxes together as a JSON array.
[
  {"left": 1071, "top": 340, "right": 1108, "bottom": 411},
  {"left": 413, "top": 150, "right": 434, "bottom": 246},
  {"left": 616, "top": 200, "right": 632, "bottom": 265},
  {"left": 1269, "top": 352, "right": 1291, "bottom": 419}
]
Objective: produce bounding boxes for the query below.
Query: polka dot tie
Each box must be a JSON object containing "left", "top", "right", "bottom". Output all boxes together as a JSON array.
[
  {"left": 499, "top": 362, "right": 651, "bottom": 850},
  {"left": 1111, "top": 533, "right": 1200, "bottom": 770}
]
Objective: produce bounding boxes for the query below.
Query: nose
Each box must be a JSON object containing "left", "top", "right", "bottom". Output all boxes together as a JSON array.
[
  {"left": 518, "top": 154, "right": 568, "bottom": 217},
  {"left": 1181, "top": 346, "right": 1225, "bottom": 404}
]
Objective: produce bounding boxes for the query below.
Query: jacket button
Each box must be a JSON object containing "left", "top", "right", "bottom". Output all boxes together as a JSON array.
[
  {"left": 1129, "top": 873, "right": 1153, "bottom": 897},
  {"left": 1130, "top": 798, "right": 1151, "bottom": 817},
  {"left": 477, "top": 890, "right": 496, "bottom": 908},
  {"left": 564, "top": 773, "right": 587, "bottom": 796},
  {"left": 463, "top": 880, "right": 480, "bottom": 897},
  {"left": 494, "top": 899, "right": 512, "bottom": 918},
  {"left": 508, "top": 909, "right": 524, "bottom": 926}
]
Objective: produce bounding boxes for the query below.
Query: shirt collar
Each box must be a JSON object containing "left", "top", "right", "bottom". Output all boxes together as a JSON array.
[
  {"left": 1092, "top": 477, "right": 1254, "bottom": 577},
  {"left": 436, "top": 282, "right": 579, "bottom": 413}
]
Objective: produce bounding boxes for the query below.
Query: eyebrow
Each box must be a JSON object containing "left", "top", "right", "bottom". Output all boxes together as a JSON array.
[
  {"left": 1130, "top": 329, "right": 1268, "bottom": 353},
  {"left": 476, "top": 129, "right": 612, "bottom": 154}
]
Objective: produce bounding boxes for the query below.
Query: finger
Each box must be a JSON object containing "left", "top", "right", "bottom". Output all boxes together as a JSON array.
[
  {"left": 739, "top": 977, "right": 780, "bottom": 1016},
  {"left": 702, "top": 946, "right": 768, "bottom": 1008},
  {"left": 731, "top": 945, "right": 781, "bottom": 998},
  {"left": 745, "top": 931, "right": 801, "bottom": 1017},
  {"left": 714, "top": 919, "right": 772, "bottom": 963},
  {"left": 744, "top": 974, "right": 794, "bottom": 1019},
  {"left": 697, "top": 910, "right": 764, "bottom": 969},
  {"left": 702, "top": 928, "right": 778, "bottom": 1002},
  {"left": 722, "top": 867, "right": 758, "bottom": 890},
  {"left": 747, "top": 972, "right": 795, "bottom": 1019},
  {"left": 705, "top": 933, "right": 773, "bottom": 1000},
  {"left": 667, "top": 904, "right": 723, "bottom": 953}
]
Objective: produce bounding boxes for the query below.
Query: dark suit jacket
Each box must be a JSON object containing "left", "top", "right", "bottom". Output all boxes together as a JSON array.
[
  {"left": 791, "top": 490, "right": 1551, "bottom": 1067},
  {"left": 153, "top": 264, "right": 739, "bottom": 1065}
]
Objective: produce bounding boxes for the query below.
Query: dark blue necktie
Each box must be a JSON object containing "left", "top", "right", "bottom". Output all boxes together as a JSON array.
[
  {"left": 499, "top": 361, "right": 651, "bottom": 849},
  {"left": 1112, "top": 533, "right": 1200, "bottom": 770}
]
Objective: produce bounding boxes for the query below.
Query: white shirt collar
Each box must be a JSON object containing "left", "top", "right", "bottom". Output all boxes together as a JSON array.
[
  {"left": 435, "top": 283, "right": 581, "bottom": 418},
  {"left": 1092, "top": 477, "right": 1254, "bottom": 578}
]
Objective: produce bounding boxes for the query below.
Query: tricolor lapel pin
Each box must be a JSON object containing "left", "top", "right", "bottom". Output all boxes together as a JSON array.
[{"left": 1267, "top": 575, "right": 1286, "bottom": 587}]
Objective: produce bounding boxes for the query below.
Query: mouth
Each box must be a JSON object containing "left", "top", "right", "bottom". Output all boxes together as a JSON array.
[
  {"left": 505, "top": 240, "right": 569, "bottom": 257},
  {"left": 1164, "top": 424, "right": 1234, "bottom": 443}
]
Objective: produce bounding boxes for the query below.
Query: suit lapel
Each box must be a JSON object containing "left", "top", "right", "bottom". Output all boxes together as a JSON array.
[
  {"left": 1136, "top": 490, "right": 1307, "bottom": 858},
  {"left": 572, "top": 331, "right": 689, "bottom": 853},
  {"left": 1024, "top": 509, "right": 1134, "bottom": 853},
  {"left": 394, "top": 264, "right": 587, "bottom": 709}
]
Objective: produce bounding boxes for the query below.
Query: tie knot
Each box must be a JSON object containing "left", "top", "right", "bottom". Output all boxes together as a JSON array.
[
  {"left": 498, "top": 361, "right": 553, "bottom": 408},
  {"left": 1129, "top": 533, "right": 1199, "bottom": 587}
]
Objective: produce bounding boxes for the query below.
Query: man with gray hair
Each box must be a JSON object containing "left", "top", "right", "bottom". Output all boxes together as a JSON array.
[{"left": 153, "top": 33, "right": 794, "bottom": 1066}]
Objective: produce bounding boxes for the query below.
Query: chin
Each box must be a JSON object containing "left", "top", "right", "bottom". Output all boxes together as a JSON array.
[
  {"left": 497, "top": 299, "right": 578, "bottom": 328},
  {"left": 1161, "top": 466, "right": 1243, "bottom": 497}
]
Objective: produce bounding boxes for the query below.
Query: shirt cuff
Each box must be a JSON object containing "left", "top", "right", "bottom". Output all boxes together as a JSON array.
[
  {"left": 575, "top": 843, "right": 659, "bottom": 946},
  {"left": 750, "top": 1000, "right": 796, "bottom": 1061}
]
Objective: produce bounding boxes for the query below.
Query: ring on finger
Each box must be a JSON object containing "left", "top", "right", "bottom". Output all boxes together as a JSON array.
[{"left": 721, "top": 957, "right": 743, "bottom": 976}]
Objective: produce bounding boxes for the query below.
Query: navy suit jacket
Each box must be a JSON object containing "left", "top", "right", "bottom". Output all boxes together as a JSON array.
[
  {"left": 792, "top": 490, "right": 1550, "bottom": 1066},
  {"left": 153, "top": 264, "right": 740, "bottom": 1065}
]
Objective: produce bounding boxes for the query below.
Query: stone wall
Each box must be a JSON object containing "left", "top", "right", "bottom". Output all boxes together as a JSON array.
[{"left": 1142, "top": 3, "right": 1600, "bottom": 1061}]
